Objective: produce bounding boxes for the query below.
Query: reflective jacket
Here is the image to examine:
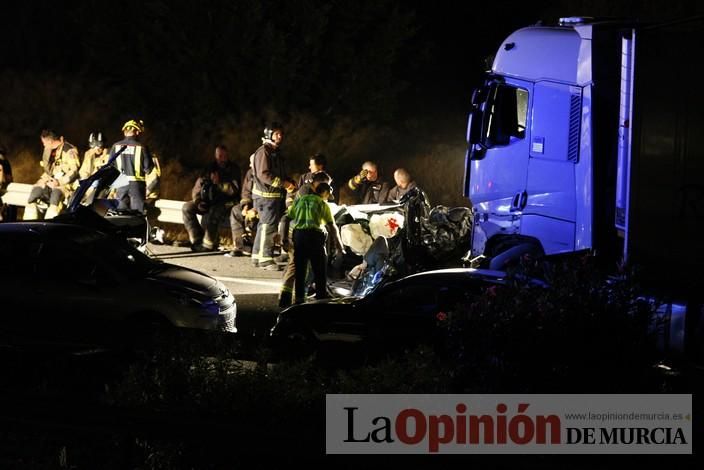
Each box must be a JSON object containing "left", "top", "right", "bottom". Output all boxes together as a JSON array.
[
  {"left": 252, "top": 142, "right": 286, "bottom": 200},
  {"left": 146, "top": 154, "right": 162, "bottom": 199},
  {"left": 109, "top": 136, "right": 153, "bottom": 182},
  {"left": 79, "top": 147, "right": 111, "bottom": 180},
  {"left": 36, "top": 141, "right": 80, "bottom": 197}
]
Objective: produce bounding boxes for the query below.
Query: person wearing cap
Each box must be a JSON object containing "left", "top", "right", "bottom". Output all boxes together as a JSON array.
[
  {"left": 79, "top": 132, "right": 110, "bottom": 180},
  {"left": 108, "top": 119, "right": 153, "bottom": 213},
  {"left": 251, "top": 122, "right": 287, "bottom": 270},
  {"left": 23, "top": 129, "right": 80, "bottom": 220}
]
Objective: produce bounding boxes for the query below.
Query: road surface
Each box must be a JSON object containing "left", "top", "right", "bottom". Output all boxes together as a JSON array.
[{"left": 147, "top": 243, "right": 283, "bottom": 335}]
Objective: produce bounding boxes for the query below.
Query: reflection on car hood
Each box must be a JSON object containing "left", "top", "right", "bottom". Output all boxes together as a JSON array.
[
  {"left": 310, "top": 296, "right": 359, "bottom": 305},
  {"left": 147, "top": 264, "right": 219, "bottom": 297}
]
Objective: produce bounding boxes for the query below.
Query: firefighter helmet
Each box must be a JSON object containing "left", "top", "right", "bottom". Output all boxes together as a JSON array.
[
  {"left": 122, "top": 119, "right": 145, "bottom": 133},
  {"left": 263, "top": 122, "right": 283, "bottom": 140},
  {"left": 88, "top": 132, "right": 104, "bottom": 148}
]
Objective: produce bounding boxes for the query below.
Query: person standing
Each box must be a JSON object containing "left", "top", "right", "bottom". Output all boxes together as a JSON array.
[
  {"left": 278, "top": 170, "right": 332, "bottom": 308},
  {"left": 347, "top": 161, "right": 390, "bottom": 204},
  {"left": 79, "top": 132, "right": 110, "bottom": 180},
  {"left": 251, "top": 123, "right": 287, "bottom": 270},
  {"left": 109, "top": 119, "right": 153, "bottom": 213},
  {"left": 24, "top": 130, "right": 80, "bottom": 220},
  {"left": 288, "top": 183, "right": 345, "bottom": 304},
  {"left": 182, "top": 145, "right": 241, "bottom": 252}
]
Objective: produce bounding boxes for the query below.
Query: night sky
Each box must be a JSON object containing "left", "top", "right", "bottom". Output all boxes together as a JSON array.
[{"left": 2, "top": 0, "right": 702, "bottom": 202}]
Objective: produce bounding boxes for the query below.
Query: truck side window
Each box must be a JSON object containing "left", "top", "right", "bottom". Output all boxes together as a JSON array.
[{"left": 485, "top": 85, "right": 528, "bottom": 147}]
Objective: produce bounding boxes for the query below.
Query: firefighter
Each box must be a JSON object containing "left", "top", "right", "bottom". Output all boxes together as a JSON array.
[
  {"left": 109, "top": 119, "right": 153, "bottom": 213},
  {"left": 347, "top": 161, "right": 390, "bottom": 204},
  {"left": 0, "top": 144, "right": 14, "bottom": 222},
  {"left": 79, "top": 132, "right": 110, "bottom": 180},
  {"left": 24, "top": 130, "right": 80, "bottom": 220},
  {"left": 145, "top": 152, "right": 162, "bottom": 202},
  {"left": 251, "top": 123, "right": 287, "bottom": 270},
  {"left": 226, "top": 154, "right": 255, "bottom": 257},
  {"left": 182, "top": 145, "right": 240, "bottom": 252},
  {"left": 297, "top": 153, "right": 335, "bottom": 201}
]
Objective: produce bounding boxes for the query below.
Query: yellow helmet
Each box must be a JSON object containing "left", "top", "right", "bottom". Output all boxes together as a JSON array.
[{"left": 122, "top": 119, "right": 145, "bottom": 133}]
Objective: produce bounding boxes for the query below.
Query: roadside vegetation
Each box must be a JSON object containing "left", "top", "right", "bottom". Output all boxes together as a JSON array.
[{"left": 2, "top": 256, "right": 690, "bottom": 467}]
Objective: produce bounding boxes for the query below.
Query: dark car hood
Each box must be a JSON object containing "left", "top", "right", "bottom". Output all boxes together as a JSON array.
[{"left": 147, "top": 264, "right": 220, "bottom": 297}]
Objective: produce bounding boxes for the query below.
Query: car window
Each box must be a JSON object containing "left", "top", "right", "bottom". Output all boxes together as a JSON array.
[{"left": 34, "top": 240, "right": 100, "bottom": 282}]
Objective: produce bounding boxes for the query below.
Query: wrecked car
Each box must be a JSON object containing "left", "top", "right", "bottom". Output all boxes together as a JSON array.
[
  {"left": 271, "top": 268, "right": 510, "bottom": 357},
  {"left": 329, "top": 188, "right": 473, "bottom": 296}
]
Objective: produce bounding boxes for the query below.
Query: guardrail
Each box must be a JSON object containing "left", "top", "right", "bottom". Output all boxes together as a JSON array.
[
  {"left": 2, "top": 182, "right": 33, "bottom": 207},
  {"left": 2, "top": 182, "right": 188, "bottom": 225},
  {"left": 3, "top": 182, "right": 401, "bottom": 227}
]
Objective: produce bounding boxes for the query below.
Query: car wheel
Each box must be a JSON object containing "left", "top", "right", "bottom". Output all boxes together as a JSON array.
[{"left": 126, "top": 313, "right": 173, "bottom": 352}]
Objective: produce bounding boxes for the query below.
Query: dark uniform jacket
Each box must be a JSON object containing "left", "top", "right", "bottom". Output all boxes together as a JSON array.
[
  {"left": 252, "top": 142, "right": 286, "bottom": 200},
  {"left": 385, "top": 181, "right": 417, "bottom": 203},
  {"left": 347, "top": 178, "right": 391, "bottom": 205},
  {"left": 109, "top": 136, "right": 153, "bottom": 181},
  {"left": 0, "top": 154, "right": 11, "bottom": 197},
  {"left": 191, "top": 161, "right": 241, "bottom": 210}
]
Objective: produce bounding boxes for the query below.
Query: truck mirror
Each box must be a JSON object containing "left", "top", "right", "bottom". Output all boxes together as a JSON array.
[
  {"left": 466, "top": 109, "right": 483, "bottom": 145},
  {"left": 471, "top": 86, "right": 488, "bottom": 106}
]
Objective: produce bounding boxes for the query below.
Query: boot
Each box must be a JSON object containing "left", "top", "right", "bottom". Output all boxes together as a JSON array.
[
  {"left": 45, "top": 204, "right": 61, "bottom": 219},
  {"left": 23, "top": 203, "right": 39, "bottom": 220}
]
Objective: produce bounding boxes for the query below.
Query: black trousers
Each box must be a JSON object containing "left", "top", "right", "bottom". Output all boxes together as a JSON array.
[
  {"left": 116, "top": 181, "right": 146, "bottom": 213},
  {"left": 293, "top": 229, "right": 327, "bottom": 303}
]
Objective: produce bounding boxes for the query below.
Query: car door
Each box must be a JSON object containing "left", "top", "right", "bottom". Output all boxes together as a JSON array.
[
  {"left": 31, "top": 239, "right": 121, "bottom": 344},
  {"left": 0, "top": 233, "right": 43, "bottom": 341},
  {"left": 372, "top": 281, "right": 442, "bottom": 347}
]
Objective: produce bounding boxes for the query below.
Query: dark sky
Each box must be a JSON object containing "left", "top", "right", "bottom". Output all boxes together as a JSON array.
[{"left": 3, "top": 0, "right": 702, "bottom": 176}]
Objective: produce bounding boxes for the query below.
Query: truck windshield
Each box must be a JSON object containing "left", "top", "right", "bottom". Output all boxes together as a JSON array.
[{"left": 483, "top": 84, "right": 528, "bottom": 147}]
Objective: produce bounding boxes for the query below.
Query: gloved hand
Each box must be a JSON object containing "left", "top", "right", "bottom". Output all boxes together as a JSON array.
[
  {"left": 245, "top": 208, "right": 258, "bottom": 220},
  {"left": 353, "top": 168, "right": 369, "bottom": 184}
]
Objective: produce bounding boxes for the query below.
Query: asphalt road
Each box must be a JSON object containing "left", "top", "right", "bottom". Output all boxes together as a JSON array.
[{"left": 146, "top": 243, "right": 284, "bottom": 335}]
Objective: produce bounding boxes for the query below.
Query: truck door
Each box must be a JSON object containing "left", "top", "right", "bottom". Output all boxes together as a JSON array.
[
  {"left": 521, "top": 81, "right": 582, "bottom": 254},
  {"left": 467, "top": 79, "right": 532, "bottom": 248}
]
